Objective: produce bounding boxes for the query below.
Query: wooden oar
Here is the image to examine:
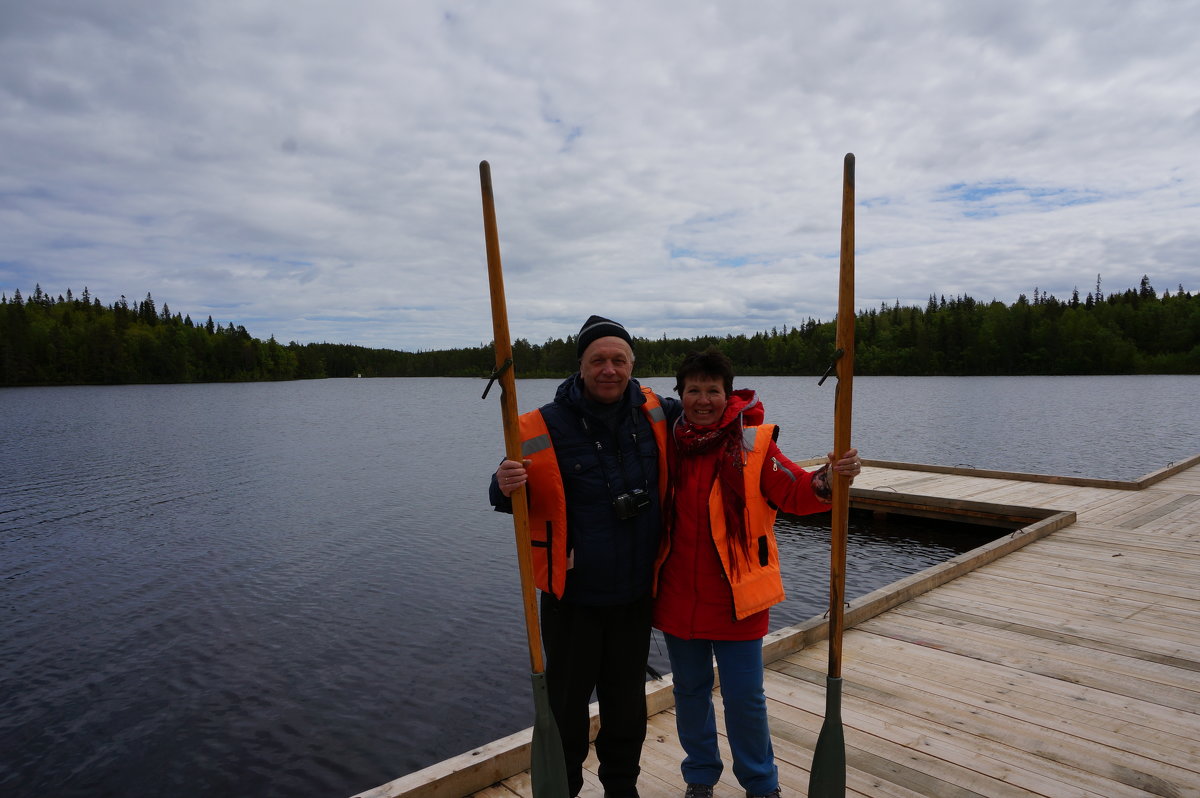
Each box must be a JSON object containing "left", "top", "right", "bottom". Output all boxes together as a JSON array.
[
  {"left": 479, "top": 160, "right": 569, "bottom": 798},
  {"left": 808, "top": 152, "right": 856, "bottom": 797}
]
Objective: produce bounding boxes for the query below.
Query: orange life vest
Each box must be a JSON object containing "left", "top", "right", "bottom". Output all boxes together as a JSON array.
[
  {"left": 519, "top": 386, "right": 669, "bottom": 598},
  {"left": 652, "top": 423, "right": 786, "bottom": 620}
]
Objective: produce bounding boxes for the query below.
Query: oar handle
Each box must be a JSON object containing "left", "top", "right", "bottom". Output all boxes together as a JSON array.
[
  {"left": 480, "top": 160, "right": 545, "bottom": 675},
  {"left": 828, "top": 153, "right": 855, "bottom": 679}
]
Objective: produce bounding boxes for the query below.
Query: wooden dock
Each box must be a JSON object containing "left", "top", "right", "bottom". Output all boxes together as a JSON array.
[{"left": 358, "top": 455, "right": 1200, "bottom": 798}]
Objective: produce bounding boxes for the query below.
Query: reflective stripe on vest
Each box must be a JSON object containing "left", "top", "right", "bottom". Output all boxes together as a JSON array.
[
  {"left": 707, "top": 424, "right": 786, "bottom": 620},
  {"left": 641, "top": 388, "right": 669, "bottom": 508},
  {"left": 519, "top": 386, "right": 670, "bottom": 598}
]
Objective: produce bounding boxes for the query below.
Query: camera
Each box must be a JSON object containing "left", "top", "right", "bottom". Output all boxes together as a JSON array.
[{"left": 612, "top": 488, "right": 651, "bottom": 521}]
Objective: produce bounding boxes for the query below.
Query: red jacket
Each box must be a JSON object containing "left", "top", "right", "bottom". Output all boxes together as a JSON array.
[{"left": 652, "top": 392, "right": 831, "bottom": 641}]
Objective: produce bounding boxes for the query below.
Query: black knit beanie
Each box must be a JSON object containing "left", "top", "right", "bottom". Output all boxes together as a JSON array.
[{"left": 576, "top": 315, "right": 633, "bottom": 358}]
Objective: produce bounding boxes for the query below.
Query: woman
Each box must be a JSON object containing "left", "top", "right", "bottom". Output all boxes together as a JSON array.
[{"left": 652, "top": 348, "right": 860, "bottom": 798}]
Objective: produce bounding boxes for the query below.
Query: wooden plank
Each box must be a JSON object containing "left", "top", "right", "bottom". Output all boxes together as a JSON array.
[
  {"left": 828, "top": 630, "right": 1200, "bottom": 760},
  {"left": 850, "top": 488, "right": 1060, "bottom": 524},
  {"left": 933, "top": 564, "right": 1200, "bottom": 628},
  {"left": 1005, "top": 541, "right": 1200, "bottom": 591},
  {"left": 356, "top": 728, "right": 534, "bottom": 798},
  {"left": 796, "top": 653, "right": 1200, "bottom": 793},
  {"left": 964, "top": 482, "right": 1086, "bottom": 508},
  {"left": 1095, "top": 491, "right": 1200, "bottom": 527},
  {"left": 1051, "top": 523, "right": 1200, "bottom": 551},
  {"left": 858, "top": 611, "right": 1200, "bottom": 707},
  {"left": 1030, "top": 543, "right": 1200, "bottom": 579},
  {"left": 979, "top": 559, "right": 1200, "bottom": 617},
  {"left": 945, "top": 558, "right": 1200, "bottom": 616},
  {"left": 756, "top": 699, "right": 983, "bottom": 798},
  {"left": 1073, "top": 494, "right": 1154, "bottom": 525},
  {"left": 858, "top": 459, "right": 1146, "bottom": 490},
  {"left": 649, "top": 703, "right": 888, "bottom": 798},
  {"left": 904, "top": 592, "right": 1200, "bottom": 672},
  {"left": 999, "top": 528, "right": 1199, "bottom": 559},
  {"left": 637, "top": 714, "right": 692, "bottom": 794},
  {"left": 496, "top": 770, "right": 531, "bottom": 798},
  {"left": 988, "top": 526, "right": 1200, "bottom": 563},
  {"left": 765, "top": 664, "right": 1130, "bottom": 797},
  {"left": 922, "top": 575, "right": 1200, "bottom": 650},
  {"left": 770, "top": 654, "right": 1197, "bottom": 797},
  {"left": 987, "top": 560, "right": 1199, "bottom": 609},
  {"left": 865, "top": 474, "right": 945, "bottom": 492},
  {"left": 885, "top": 600, "right": 1200, "bottom": 695},
  {"left": 1077, "top": 493, "right": 1177, "bottom": 525},
  {"left": 761, "top": 509, "right": 1073, "bottom": 664},
  {"left": 1115, "top": 494, "right": 1200, "bottom": 529}
]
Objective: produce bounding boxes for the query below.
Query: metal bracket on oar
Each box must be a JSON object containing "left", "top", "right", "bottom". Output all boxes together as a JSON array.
[
  {"left": 481, "top": 358, "right": 513, "bottom": 400},
  {"left": 821, "top": 601, "right": 851, "bottom": 619},
  {"left": 817, "top": 348, "right": 845, "bottom": 386}
]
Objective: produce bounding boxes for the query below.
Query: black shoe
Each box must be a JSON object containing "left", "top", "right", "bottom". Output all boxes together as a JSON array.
[
  {"left": 746, "top": 789, "right": 781, "bottom": 798},
  {"left": 685, "top": 785, "right": 714, "bottom": 798}
]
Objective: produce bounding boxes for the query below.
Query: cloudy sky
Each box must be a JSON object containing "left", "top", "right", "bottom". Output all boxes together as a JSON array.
[{"left": 3, "top": 1, "right": 1198, "bottom": 351}]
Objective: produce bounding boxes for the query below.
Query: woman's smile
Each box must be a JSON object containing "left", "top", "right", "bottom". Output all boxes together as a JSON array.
[{"left": 681, "top": 375, "right": 727, "bottom": 426}]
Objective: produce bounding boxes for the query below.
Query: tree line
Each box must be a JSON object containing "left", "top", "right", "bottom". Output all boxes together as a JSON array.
[{"left": 2, "top": 276, "right": 1197, "bottom": 387}]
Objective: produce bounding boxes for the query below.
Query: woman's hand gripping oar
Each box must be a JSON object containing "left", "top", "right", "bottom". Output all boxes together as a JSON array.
[
  {"left": 479, "top": 160, "right": 569, "bottom": 798},
  {"left": 809, "top": 152, "right": 855, "bottom": 798}
]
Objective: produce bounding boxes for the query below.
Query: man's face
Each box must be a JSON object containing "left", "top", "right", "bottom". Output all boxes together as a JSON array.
[{"left": 579, "top": 337, "right": 634, "bottom": 404}]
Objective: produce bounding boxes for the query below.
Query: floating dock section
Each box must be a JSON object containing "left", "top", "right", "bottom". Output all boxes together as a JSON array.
[{"left": 358, "top": 455, "right": 1200, "bottom": 798}]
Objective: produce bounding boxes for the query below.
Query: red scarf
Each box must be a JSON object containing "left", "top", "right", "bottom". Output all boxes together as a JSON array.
[{"left": 668, "top": 390, "right": 764, "bottom": 570}]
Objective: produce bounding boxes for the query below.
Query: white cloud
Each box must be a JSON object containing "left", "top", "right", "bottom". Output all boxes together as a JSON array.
[{"left": 3, "top": 0, "right": 1198, "bottom": 350}]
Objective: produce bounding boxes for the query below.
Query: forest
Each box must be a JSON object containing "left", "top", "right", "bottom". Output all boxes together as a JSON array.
[{"left": 1, "top": 276, "right": 1197, "bottom": 387}]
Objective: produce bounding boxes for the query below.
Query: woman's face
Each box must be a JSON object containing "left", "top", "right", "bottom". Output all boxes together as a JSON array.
[{"left": 681, "top": 375, "right": 727, "bottom": 426}]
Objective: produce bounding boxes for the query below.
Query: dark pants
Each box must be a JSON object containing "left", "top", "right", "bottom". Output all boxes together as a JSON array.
[{"left": 540, "top": 592, "right": 652, "bottom": 798}]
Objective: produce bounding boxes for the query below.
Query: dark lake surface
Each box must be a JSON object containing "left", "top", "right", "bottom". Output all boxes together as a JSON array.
[{"left": 2, "top": 375, "right": 1196, "bottom": 797}]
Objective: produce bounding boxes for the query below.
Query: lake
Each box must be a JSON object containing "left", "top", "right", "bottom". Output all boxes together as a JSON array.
[{"left": 2, "top": 375, "right": 1196, "bottom": 798}]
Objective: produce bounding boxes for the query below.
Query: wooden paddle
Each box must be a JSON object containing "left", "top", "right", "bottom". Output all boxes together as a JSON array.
[
  {"left": 808, "top": 152, "right": 856, "bottom": 797},
  {"left": 479, "top": 160, "right": 569, "bottom": 798}
]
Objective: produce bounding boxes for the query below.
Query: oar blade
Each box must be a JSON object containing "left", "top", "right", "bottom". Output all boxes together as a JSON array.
[
  {"left": 530, "top": 671, "right": 570, "bottom": 798},
  {"left": 807, "top": 675, "right": 845, "bottom": 797}
]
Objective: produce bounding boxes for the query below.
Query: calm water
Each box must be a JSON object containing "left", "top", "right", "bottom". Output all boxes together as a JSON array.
[{"left": 2, "top": 375, "right": 1196, "bottom": 798}]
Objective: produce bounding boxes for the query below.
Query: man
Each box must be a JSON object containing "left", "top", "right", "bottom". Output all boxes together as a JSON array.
[{"left": 491, "top": 315, "right": 678, "bottom": 798}]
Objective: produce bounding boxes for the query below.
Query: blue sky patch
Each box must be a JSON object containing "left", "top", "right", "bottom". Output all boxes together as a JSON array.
[
  {"left": 938, "top": 180, "right": 1103, "bottom": 217},
  {"left": 667, "top": 246, "right": 752, "bottom": 268}
]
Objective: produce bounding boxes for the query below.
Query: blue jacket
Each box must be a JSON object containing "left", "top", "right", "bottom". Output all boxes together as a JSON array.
[{"left": 490, "top": 374, "right": 679, "bottom": 606}]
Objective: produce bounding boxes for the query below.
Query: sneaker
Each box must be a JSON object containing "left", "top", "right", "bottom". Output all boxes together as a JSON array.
[
  {"left": 746, "top": 789, "right": 781, "bottom": 798},
  {"left": 684, "top": 785, "right": 714, "bottom": 798}
]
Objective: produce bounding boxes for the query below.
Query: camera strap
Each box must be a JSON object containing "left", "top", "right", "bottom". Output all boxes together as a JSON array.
[{"left": 579, "top": 410, "right": 651, "bottom": 500}]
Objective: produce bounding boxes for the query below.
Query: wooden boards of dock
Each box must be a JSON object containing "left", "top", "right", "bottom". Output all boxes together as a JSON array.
[{"left": 358, "top": 455, "right": 1200, "bottom": 798}]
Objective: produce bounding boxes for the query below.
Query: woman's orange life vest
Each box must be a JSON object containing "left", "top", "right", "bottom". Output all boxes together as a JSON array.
[
  {"left": 518, "top": 387, "right": 669, "bottom": 598},
  {"left": 655, "top": 423, "right": 786, "bottom": 621}
]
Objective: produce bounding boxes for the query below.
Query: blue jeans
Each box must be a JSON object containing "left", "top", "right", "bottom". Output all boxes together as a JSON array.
[{"left": 664, "top": 634, "right": 778, "bottom": 795}]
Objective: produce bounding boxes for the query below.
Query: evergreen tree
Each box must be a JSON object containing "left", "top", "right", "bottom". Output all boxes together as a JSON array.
[{"left": 1139, "top": 275, "right": 1155, "bottom": 299}]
